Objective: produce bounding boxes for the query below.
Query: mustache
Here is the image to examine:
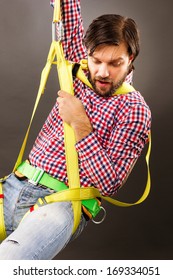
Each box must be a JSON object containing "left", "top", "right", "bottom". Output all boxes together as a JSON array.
[{"left": 94, "top": 76, "right": 112, "bottom": 83}]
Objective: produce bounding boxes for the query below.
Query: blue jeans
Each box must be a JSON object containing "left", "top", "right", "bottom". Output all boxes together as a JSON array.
[{"left": 0, "top": 174, "right": 88, "bottom": 259}]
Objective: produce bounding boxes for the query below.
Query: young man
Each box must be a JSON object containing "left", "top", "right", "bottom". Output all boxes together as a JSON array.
[{"left": 0, "top": 0, "right": 151, "bottom": 259}]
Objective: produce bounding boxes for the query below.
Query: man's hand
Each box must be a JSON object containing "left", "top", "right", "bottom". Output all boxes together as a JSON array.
[{"left": 57, "top": 90, "right": 93, "bottom": 141}]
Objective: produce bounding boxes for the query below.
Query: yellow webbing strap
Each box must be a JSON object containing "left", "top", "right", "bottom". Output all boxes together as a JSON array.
[
  {"left": 0, "top": 182, "right": 6, "bottom": 240},
  {"left": 53, "top": 0, "right": 61, "bottom": 23},
  {"left": 12, "top": 42, "right": 56, "bottom": 172},
  {"left": 12, "top": 0, "right": 61, "bottom": 172},
  {"left": 55, "top": 42, "right": 82, "bottom": 233}
]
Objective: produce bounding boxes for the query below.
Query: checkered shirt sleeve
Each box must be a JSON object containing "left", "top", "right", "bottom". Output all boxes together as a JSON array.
[{"left": 50, "top": 0, "right": 86, "bottom": 61}]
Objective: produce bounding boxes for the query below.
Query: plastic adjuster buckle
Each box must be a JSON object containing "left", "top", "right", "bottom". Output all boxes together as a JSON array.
[{"left": 28, "top": 167, "right": 44, "bottom": 186}]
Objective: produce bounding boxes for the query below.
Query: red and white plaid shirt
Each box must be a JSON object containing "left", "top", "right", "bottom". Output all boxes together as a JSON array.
[{"left": 29, "top": 0, "right": 151, "bottom": 196}]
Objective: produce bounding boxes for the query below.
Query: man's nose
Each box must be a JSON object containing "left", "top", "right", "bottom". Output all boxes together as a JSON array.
[{"left": 97, "top": 63, "right": 109, "bottom": 78}]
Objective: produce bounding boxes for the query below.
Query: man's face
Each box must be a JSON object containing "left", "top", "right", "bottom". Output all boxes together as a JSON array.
[{"left": 87, "top": 42, "right": 133, "bottom": 97}]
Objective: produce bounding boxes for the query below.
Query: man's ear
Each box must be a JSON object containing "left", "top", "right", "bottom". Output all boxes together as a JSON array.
[{"left": 128, "top": 55, "right": 134, "bottom": 65}]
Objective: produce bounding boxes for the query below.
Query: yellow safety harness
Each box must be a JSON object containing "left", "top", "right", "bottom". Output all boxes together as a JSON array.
[{"left": 0, "top": 0, "right": 151, "bottom": 241}]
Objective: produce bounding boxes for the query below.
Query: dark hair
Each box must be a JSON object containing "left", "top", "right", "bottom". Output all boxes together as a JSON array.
[{"left": 84, "top": 14, "right": 140, "bottom": 65}]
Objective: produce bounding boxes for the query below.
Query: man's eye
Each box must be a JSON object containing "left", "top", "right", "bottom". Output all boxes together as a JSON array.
[
  {"left": 112, "top": 61, "right": 122, "bottom": 67},
  {"left": 93, "top": 59, "right": 100, "bottom": 64}
]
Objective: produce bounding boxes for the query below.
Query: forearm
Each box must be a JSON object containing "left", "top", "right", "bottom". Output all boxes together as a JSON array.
[{"left": 71, "top": 117, "right": 93, "bottom": 142}]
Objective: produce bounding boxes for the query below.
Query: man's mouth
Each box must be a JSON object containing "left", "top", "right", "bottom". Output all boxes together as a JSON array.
[{"left": 96, "top": 80, "right": 111, "bottom": 88}]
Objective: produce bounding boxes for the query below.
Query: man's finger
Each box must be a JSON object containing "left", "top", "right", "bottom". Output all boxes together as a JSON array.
[{"left": 57, "top": 90, "right": 70, "bottom": 98}]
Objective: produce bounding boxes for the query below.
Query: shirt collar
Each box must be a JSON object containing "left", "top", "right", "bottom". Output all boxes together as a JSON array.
[{"left": 125, "top": 70, "right": 133, "bottom": 85}]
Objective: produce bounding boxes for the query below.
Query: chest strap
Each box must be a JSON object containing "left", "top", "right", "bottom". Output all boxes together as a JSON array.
[{"left": 16, "top": 161, "right": 67, "bottom": 191}]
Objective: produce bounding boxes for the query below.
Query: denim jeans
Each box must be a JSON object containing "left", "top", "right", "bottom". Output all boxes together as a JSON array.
[{"left": 0, "top": 174, "right": 88, "bottom": 260}]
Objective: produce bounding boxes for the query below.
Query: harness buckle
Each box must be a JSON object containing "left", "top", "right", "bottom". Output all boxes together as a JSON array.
[{"left": 28, "top": 167, "right": 44, "bottom": 186}]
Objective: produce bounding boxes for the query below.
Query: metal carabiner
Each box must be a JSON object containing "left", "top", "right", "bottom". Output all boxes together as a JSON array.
[
  {"left": 52, "top": 21, "right": 64, "bottom": 42},
  {"left": 92, "top": 206, "right": 106, "bottom": 224}
]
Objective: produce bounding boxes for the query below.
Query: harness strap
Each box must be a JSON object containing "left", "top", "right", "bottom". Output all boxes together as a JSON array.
[
  {"left": 17, "top": 161, "right": 101, "bottom": 220},
  {"left": 17, "top": 161, "right": 68, "bottom": 191},
  {"left": 55, "top": 42, "right": 82, "bottom": 233},
  {"left": 53, "top": 0, "right": 61, "bottom": 23},
  {"left": 0, "top": 182, "right": 6, "bottom": 240}
]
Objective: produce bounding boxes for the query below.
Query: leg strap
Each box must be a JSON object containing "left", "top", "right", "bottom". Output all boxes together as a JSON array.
[{"left": 0, "top": 181, "right": 6, "bottom": 241}]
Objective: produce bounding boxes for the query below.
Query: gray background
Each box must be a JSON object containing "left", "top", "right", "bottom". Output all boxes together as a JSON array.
[{"left": 0, "top": 0, "right": 172, "bottom": 260}]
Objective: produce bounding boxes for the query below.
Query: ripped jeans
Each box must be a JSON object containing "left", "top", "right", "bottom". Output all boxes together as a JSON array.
[{"left": 0, "top": 174, "right": 88, "bottom": 260}]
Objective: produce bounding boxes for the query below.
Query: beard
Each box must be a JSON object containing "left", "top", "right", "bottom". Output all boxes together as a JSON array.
[{"left": 88, "top": 71, "right": 128, "bottom": 98}]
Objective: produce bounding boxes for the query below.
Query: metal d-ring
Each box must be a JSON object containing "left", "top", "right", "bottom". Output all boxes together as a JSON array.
[{"left": 92, "top": 206, "right": 106, "bottom": 224}]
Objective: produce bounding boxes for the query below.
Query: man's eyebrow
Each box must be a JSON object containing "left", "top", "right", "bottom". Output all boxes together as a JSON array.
[
  {"left": 109, "top": 57, "right": 124, "bottom": 63},
  {"left": 91, "top": 55, "right": 124, "bottom": 63}
]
